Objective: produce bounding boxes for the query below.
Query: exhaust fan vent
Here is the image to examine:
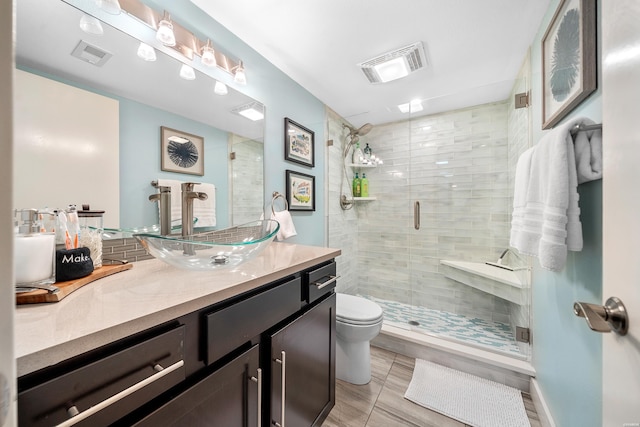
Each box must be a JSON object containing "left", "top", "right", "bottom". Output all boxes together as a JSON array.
[
  {"left": 71, "top": 40, "right": 113, "bottom": 67},
  {"left": 358, "top": 41, "right": 427, "bottom": 84}
]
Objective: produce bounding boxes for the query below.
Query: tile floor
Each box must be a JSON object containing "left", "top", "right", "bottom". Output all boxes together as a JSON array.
[
  {"left": 322, "top": 346, "right": 541, "bottom": 427},
  {"left": 362, "top": 295, "right": 524, "bottom": 358}
]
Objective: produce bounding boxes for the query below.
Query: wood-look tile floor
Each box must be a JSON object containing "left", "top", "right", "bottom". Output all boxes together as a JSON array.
[{"left": 322, "top": 346, "right": 541, "bottom": 427}]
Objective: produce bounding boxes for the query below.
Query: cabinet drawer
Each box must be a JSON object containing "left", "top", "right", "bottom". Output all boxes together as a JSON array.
[
  {"left": 304, "top": 261, "right": 337, "bottom": 303},
  {"left": 132, "top": 344, "right": 260, "bottom": 427},
  {"left": 18, "top": 326, "right": 185, "bottom": 427},
  {"left": 205, "top": 277, "right": 301, "bottom": 364}
]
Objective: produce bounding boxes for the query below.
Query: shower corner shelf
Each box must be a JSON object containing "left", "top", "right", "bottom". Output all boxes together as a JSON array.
[
  {"left": 350, "top": 196, "right": 377, "bottom": 201},
  {"left": 348, "top": 163, "right": 377, "bottom": 168}
]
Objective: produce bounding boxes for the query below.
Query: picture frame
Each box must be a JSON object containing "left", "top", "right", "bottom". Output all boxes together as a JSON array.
[
  {"left": 160, "top": 126, "right": 204, "bottom": 176},
  {"left": 284, "top": 117, "right": 315, "bottom": 167},
  {"left": 541, "top": 0, "right": 596, "bottom": 130},
  {"left": 286, "top": 170, "right": 315, "bottom": 211}
]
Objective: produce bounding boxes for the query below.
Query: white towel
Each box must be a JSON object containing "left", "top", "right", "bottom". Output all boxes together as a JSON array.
[
  {"left": 510, "top": 118, "right": 587, "bottom": 272},
  {"left": 193, "top": 183, "right": 216, "bottom": 227},
  {"left": 574, "top": 128, "right": 603, "bottom": 184},
  {"left": 270, "top": 210, "right": 297, "bottom": 241},
  {"left": 155, "top": 179, "right": 216, "bottom": 227}
]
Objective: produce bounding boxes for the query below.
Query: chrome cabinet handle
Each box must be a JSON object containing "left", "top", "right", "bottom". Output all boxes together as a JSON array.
[
  {"left": 273, "top": 351, "right": 286, "bottom": 427},
  {"left": 414, "top": 201, "right": 420, "bottom": 230},
  {"left": 55, "top": 360, "right": 184, "bottom": 427},
  {"left": 573, "top": 296, "right": 628, "bottom": 335},
  {"left": 250, "top": 368, "right": 263, "bottom": 427},
  {"left": 311, "top": 275, "right": 340, "bottom": 290}
]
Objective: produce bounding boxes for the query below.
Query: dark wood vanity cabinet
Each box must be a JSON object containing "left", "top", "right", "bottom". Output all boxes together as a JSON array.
[{"left": 17, "top": 260, "right": 337, "bottom": 427}]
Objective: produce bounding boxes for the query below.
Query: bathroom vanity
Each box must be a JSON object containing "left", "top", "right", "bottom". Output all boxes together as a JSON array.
[{"left": 15, "top": 243, "right": 339, "bottom": 427}]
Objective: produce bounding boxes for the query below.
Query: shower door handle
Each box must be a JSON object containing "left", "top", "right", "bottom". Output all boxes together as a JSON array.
[{"left": 414, "top": 201, "right": 420, "bottom": 230}]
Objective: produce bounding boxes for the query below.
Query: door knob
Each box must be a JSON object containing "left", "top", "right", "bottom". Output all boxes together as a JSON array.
[{"left": 573, "top": 296, "right": 628, "bottom": 335}]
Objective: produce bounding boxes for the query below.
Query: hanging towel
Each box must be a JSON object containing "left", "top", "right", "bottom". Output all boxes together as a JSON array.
[
  {"left": 193, "top": 183, "right": 216, "bottom": 227},
  {"left": 271, "top": 210, "right": 297, "bottom": 241},
  {"left": 509, "top": 118, "right": 589, "bottom": 272},
  {"left": 574, "top": 128, "right": 603, "bottom": 184},
  {"left": 155, "top": 179, "right": 183, "bottom": 224}
]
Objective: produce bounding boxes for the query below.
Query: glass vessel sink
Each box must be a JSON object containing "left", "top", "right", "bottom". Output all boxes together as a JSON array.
[
  {"left": 102, "top": 219, "right": 199, "bottom": 239},
  {"left": 134, "top": 220, "right": 279, "bottom": 270}
]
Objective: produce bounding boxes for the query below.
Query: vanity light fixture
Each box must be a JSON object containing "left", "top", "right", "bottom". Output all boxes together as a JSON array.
[
  {"left": 137, "top": 42, "right": 157, "bottom": 61},
  {"left": 156, "top": 11, "right": 176, "bottom": 47},
  {"left": 214, "top": 80, "right": 228, "bottom": 95},
  {"left": 201, "top": 39, "right": 217, "bottom": 67},
  {"left": 97, "top": 0, "right": 122, "bottom": 15},
  {"left": 233, "top": 60, "right": 247, "bottom": 85},
  {"left": 79, "top": 14, "right": 104, "bottom": 35},
  {"left": 179, "top": 64, "right": 196, "bottom": 80}
]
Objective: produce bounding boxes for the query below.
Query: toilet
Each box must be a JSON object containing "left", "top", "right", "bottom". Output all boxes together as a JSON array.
[{"left": 335, "top": 293, "right": 384, "bottom": 385}]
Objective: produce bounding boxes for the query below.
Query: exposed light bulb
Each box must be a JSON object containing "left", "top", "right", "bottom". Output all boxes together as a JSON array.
[
  {"left": 156, "top": 12, "right": 176, "bottom": 47},
  {"left": 97, "top": 0, "right": 121, "bottom": 15},
  {"left": 179, "top": 64, "right": 196, "bottom": 80},
  {"left": 137, "top": 42, "right": 156, "bottom": 62},
  {"left": 79, "top": 14, "right": 103, "bottom": 35},
  {"left": 234, "top": 60, "right": 247, "bottom": 85},
  {"left": 201, "top": 40, "right": 217, "bottom": 67},
  {"left": 214, "top": 81, "right": 228, "bottom": 95}
]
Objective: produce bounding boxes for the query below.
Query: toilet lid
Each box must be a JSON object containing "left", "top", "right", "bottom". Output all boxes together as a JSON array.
[{"left": 336, "top": 293, "right": 384, "bottom": 324}]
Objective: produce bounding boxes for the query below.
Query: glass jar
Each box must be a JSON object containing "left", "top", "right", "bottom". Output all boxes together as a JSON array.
[
  {"left": 78, "top": 205, "right": 105, "bottom": 268},
  {"left": 14, "top": 208, "right": 56, "bottom": 286}
]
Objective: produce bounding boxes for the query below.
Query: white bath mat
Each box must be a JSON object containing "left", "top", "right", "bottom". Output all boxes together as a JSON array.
[{"left": 404, "top": 359, "right": 530, "bottom": 427}]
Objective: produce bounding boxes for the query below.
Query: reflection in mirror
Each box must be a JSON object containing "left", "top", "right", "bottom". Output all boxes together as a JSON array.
[{"left": 14, "top": 0, "right": 264, "bottom": 229}]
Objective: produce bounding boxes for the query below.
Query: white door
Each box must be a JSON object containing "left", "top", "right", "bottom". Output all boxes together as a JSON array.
[
  {"left": 0, "top": 1, "right": 15, "bottom": 426},
  {"left": 602, "top": 1, "right": 640, "bottom": 425}
]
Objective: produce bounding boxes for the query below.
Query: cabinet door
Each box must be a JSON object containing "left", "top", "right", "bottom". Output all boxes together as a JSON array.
[
  {"left": 132, "top": 344, "right": 261, "bottom": 427},
  {"left": 270, "top": 293, "right": 336, "bottom": 427}
]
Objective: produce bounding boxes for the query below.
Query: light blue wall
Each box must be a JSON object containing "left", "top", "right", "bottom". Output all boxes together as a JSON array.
[
  {"left": 145, "top": 0, "right": 327, "bottom": 246},
  {"left": 119, "top": 100, "right": 229, "bottom": 228},
  {"left": 530, "top": 2, "right": 603, "bottom": 426}
]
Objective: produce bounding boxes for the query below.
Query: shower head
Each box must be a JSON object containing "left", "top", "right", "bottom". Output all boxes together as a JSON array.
[{"left": 343, "top": 123, "right": 374, "bottom": 138}]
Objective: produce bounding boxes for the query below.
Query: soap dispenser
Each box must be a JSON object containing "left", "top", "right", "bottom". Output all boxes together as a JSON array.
[{"left": 14, "top": 209, "right": 56, "bottom": 286}]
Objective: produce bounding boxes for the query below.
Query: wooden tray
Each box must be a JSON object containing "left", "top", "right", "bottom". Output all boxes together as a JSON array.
[{"left": 16, "top": 263, "right": 133, "bottom": 305}]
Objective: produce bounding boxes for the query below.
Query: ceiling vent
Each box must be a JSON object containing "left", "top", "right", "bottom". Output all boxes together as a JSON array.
[
  {"left": 71, "top": 40, "right": 113, "bottom": 67},
  {"left": 358, "top": 42, "right": 427, "bottom": 84}
]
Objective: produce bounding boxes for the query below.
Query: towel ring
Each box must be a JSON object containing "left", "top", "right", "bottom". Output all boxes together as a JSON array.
[{"left": 271, "top": 192, "right": 289, "bottom": 214}]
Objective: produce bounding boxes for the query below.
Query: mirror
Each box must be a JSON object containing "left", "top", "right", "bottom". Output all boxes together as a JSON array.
[{"left": 14, "top": 0, "right": 264, "bottom": 229}]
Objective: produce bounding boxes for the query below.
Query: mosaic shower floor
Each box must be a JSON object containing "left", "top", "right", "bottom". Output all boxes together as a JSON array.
[{"left": 362, "top": 295, "right": 524, "bottom": 358}]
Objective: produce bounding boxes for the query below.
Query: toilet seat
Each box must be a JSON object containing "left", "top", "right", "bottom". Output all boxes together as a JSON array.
[{"left": 336, "top": 294, "right": 384, "bottom": 325}]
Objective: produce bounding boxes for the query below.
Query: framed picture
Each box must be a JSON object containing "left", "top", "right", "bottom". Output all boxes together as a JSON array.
[
  {"left": 160, "top": 126, "right": 204, "bottom": 176},
  {"left": 541, "top": 0, "right": 596, "bottom": 130},
  {"left": 286, "top": 170, "right": 315, "bottom": 211},
  {"left": 284, "top": 117, "right": 315, "bottom": 167}
]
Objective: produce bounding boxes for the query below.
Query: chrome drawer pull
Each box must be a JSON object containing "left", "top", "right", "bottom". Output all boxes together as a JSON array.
[
  {"left": 273, "top": 351, "right": 286, "bottom": 427},
  {"left": 311, "top": 275, "right": 340, "bottom": 290},
  {"left": 55, "top": 360, "right": 184, "bottom": 427},
  {"left": 250, "top": 368, "right": 263, "bottom": 427}
]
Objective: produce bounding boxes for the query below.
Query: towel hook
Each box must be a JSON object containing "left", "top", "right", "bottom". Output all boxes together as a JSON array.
[{"left": 271, "top": 191, "right": 288, "bottom": 215}]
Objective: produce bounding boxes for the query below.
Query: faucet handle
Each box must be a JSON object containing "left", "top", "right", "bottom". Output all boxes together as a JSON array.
[{"left": 181, "top": 182, "right": 201, "bottom": 191}]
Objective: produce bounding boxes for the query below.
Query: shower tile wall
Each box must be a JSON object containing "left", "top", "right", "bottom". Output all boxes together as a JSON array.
[
  {"left": 326, "top": 108, "right": 358, "bottom": 295},
  {"left": 230, "top": 135, "right": 264, "bottom": 225},
  {"left": 332, "top": 102, "right": 514, "bottom": 326}
]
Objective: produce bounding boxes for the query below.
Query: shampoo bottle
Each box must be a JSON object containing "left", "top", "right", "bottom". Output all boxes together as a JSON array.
[
  {"left": 352, "top": 142, "right": 364, "bottom": 164},
  {"left": 352, "top": 172, "right": 361, "bottom": 197},
  {"left": 360, "top": 173, "right": 369, "bottom": 197}
]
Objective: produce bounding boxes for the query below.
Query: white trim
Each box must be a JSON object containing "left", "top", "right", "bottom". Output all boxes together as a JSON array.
[{"left": 530, "top": 378, "right": 556, "bottom": 427}]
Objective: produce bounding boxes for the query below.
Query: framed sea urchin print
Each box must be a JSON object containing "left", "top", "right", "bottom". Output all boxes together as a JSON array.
[
  {"left": 161, "top": 126, "right": 204, "bottom": 176},
  {"left": 542, "top": 0, "right": 596, "bottom": 130}
]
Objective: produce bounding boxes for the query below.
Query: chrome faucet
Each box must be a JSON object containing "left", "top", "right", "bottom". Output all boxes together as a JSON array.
[
  {"left": 181, "top": 182, "right": 208, "bottom": 237},
  {"left": 148, "top": 185, "right": 172, "bottom": 235}
]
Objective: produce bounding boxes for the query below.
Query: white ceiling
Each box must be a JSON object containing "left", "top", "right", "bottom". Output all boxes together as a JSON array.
[{"left": 191, "top": 0, "right": 551, "bottom": 127}]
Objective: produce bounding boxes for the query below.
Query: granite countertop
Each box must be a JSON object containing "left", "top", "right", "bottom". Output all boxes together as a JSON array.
[{"left": 15, "top": 242, "right": 340, "bottom": 377}]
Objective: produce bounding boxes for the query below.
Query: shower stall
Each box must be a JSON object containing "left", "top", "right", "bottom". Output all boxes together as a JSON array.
[{"left": 327, "top": 73, "right": 532, "bottom": 361}]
